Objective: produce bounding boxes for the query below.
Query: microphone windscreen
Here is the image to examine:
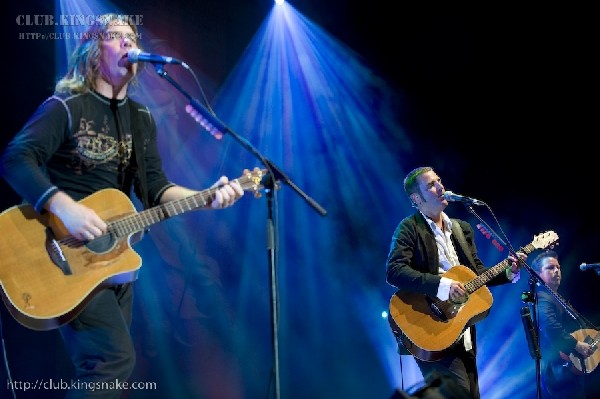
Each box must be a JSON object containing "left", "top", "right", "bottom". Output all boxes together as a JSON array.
[{"left": 127, "top": 49, "right": 142, "bottom": 62}]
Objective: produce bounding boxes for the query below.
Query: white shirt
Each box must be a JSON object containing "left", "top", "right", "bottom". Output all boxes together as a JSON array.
[{"left": 421, "top": 211, "right": 473, "bottom": 351}]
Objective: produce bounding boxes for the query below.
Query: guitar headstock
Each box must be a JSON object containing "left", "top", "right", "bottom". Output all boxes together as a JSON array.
[
  {"left": 532, "top": 230, "right": 559, "bottom": 250},
  {"left": 237, "top": 167, "right": 279, "bottom": 198}
]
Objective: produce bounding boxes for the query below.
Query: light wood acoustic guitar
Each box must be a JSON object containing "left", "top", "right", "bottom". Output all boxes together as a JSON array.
[
  {"left": 544, "top": 328, "right": 599, "bottom": 395},
  {"left": 560, "top": 328, "right": 599, "bottom": 374},
  {"left": 0, "top": 168, "right": 268, "bottom": 331},
  {"left": 388, "top": 230, "right": 559, "bottom": 361}
]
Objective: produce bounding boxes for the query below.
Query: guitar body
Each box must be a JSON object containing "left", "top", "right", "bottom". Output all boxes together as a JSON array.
[
  {"left": 560, "top": 328, "right": 600, "bottom": 374},
  {"left": 388, "top": 265, "right": 493, "bottom": 361},
  {"left": 0, "top": 189, "right": 141, "bottom": 331}
]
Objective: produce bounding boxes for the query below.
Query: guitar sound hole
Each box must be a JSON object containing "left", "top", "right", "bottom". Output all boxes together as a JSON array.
[
  {"left": 85, "top": 233, "right": 117, "bottom": 254},
  {"left": 450, "top": 294, "right": 468, "bottom": 305}
]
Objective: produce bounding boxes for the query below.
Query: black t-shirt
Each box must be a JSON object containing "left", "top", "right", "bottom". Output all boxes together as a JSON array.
[{"left": 1, "top": 90, "right": 172, "bottom": 211}]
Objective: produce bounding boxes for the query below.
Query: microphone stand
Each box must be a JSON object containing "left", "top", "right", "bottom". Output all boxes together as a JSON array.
[
  {"left": 522, "top": 279, "right": 542, "bottom": 399},
  {"left": 152, "top": 64, "right": 327, "bottom": 399},
  {"left": 462, "top": 204, "right": 549, "bottom": 396}
]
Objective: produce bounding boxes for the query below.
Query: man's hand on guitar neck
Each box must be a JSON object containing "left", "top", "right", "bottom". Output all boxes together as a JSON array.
[
  {"left": 158, "top": 176, "right": 244, "bottom": 210},
  {"left": 209, "top": 175, "right": 244, "bottom": 209},
  {"left": 508, "top": 251, "right": 527, "bottom": 274}
]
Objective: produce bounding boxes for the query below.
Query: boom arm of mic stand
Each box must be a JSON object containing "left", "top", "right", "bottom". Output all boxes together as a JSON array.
[
  {"left": 152, "top": 65, "right": 327, "bottom": 217},
  {"left": 463, "top": 204, "right": 582, "bottom": 322}
]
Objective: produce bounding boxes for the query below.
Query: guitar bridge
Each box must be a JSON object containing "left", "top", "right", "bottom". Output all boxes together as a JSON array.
[
  {"left": 426, "top": 296, "right": 448, "bottom": 322},
  {"left": 46, "top": 229, "right": 72, "bottom": 275}
]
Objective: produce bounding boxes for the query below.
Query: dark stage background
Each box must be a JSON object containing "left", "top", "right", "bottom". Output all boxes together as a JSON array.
[{"left": 2, "top": 1, "right": 598, "bottom": 398}]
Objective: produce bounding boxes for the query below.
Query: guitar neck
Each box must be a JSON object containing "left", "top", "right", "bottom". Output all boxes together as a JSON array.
[
  {"left": 108, "top": 187, "right": 217, "bottom": 238},
  {"left": 104, "top": 168, "right": 269, "bottom": 239},
  {"left": 591, "top": 332, "right": 600, "bottom": 348},
  {"left": 465, "top": 243, "right": 535, "bottom": 294}
]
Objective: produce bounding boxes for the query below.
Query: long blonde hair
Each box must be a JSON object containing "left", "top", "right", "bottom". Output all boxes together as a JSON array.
[{"left": 55, "top": 13, "right": 141, "bottom": 94}]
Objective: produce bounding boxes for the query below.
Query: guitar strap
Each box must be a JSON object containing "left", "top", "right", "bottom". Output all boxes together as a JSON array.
[{"left": 123, "top": 100, "right": 150, "bottom": 210}]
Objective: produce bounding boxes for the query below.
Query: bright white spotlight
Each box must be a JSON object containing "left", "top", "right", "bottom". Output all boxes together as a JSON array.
[
  {"left": 381, "top": 311, "right": 388, "bottom": 319},
  {"left": 275, "top": 0, "right": 285, "bottom": 5}
]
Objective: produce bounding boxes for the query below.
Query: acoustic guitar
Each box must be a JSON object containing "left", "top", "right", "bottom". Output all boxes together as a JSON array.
[
  {"left": 0, "top": 168, "right": 267, "bottom": 331},
  {"left": 560, "top": 328, "right": 599, "bottom": 374},
  {"left": 388, "top": 230, "right": 559, "bottom": 361},
  {"left": 544, "top": 328, "right": 599, "bottom": 395}
]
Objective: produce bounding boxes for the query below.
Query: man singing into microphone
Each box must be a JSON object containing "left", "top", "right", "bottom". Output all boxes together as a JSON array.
[
  {"left": 386, "top": 166, "right": 523, "bottom": 398},
  {"left": 1, "top": 14, "right": 244, "bottom": 398}
]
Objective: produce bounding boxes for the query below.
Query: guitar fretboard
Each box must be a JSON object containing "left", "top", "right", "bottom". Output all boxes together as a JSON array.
[
  {"left": 465, "top": 243, "right": 534, "bottom": 294},
  {"left": 109, "top": 188, "right": 217, "bottom": 238}
]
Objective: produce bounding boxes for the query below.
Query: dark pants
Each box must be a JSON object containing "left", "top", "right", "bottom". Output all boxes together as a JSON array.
[
  {"left": 414, "top": 342, "right": 479, "bottom": 399},
  {"left": 59, "top": 284, "right": 135, "bottom": 399},
  {"left": 542, "top": 359, "right": 587, "bottom": 399}
]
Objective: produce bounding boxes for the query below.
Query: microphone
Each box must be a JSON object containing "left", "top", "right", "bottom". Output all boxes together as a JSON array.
[
  {"left": 443, "top": 191, "right": 485, "bottom": 206},
  {"left": 520, "top": 306, "right": 540, "bottom": 359},
  {"left": 125, "top": 49, "right": 184, "bottom": 65},
  {"left": 580, "top": 262, "right": 600, "bottom": 271}
]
